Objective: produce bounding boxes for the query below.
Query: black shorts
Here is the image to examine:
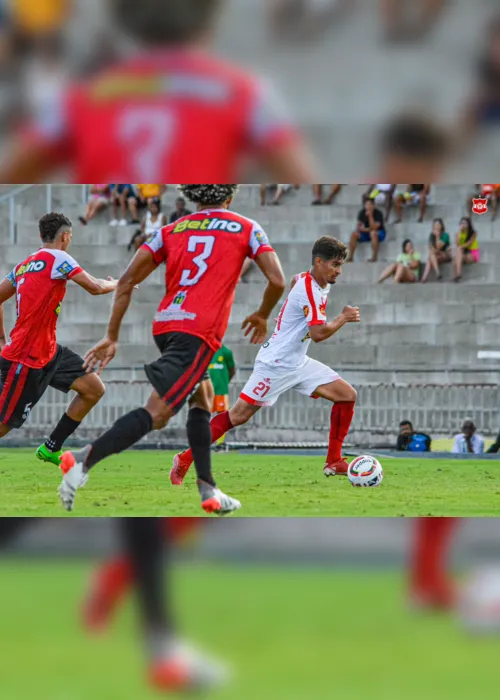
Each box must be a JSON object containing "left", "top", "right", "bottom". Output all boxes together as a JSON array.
[
  {"left": 144, "top": 332, "right": 213, "bottom": 415},
  {"left": 0, "top": 346, "right": 88, "bottom": 429}
]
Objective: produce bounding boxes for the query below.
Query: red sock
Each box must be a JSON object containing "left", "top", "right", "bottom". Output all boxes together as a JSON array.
[
  {"left": 326, "top": 402, "right": 355, "bottom": 463},
  {"left": 83, "top": 557, "right": 133, "bottom": 630},
  {"left": 164, "top": 517, "right": 202, "bottom": 542},
  {"left": 410, "top": 517, "right": 459, "bottom": 592},
  {"left": 182, "top": 411, "right": 234, "bottom": 464}
]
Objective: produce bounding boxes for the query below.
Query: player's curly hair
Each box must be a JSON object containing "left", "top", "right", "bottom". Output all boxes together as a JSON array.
[
  {"left": 39, "top": 212, "right": 72, "bottom": 242},
  {"left": 178, "top": 184, "right": 239, "bottom": 206}
]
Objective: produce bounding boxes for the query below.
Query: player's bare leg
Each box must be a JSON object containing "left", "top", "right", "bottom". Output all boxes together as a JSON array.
[
  {"left": 59, "top": 390, "right": 167, "bottom": 511},
  {"left": 37, "top": 373, "right": 106, "bottom": 466},
  {"left": 171, "top": 398, "right": 260, "bottom": 486},
  {"left": 313, "top": 379, "right": 357, "bottom": 476},
  {"left": 183, "top": 380, "right": 241, "bottom": 516},
  {"left": 0, "top": 423, "right": 11, "bottom": 439}
]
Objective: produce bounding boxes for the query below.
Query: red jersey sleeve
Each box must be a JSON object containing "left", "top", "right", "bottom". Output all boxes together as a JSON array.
[
  {"left": 246, "top": 79, "right": 300, "bottom": 153},
  {"left": 304, "top": 274, "right": 327, "bottom": 327},
  {"left": 247, "top": 219, "right": 274, "bottom": 259},
  {"left": 141, "top": 229, "right": 167, "bottom": 265}
]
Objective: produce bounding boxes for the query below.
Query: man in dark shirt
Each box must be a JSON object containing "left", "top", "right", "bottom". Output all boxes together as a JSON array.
[
  {"left": 347, "top": 198, "right": 386, "bottom": 262},
  {"left": 169, "top": 197, "right": 192, "bottom": 224}
]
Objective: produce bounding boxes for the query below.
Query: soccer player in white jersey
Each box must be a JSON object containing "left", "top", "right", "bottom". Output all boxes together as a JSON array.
[{"left": 171, "top": 236, "right": 360, "bottom": 485}]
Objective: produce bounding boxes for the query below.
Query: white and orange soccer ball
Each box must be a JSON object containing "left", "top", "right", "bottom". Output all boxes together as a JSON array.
[{"left": 347, "top": 455, "right": 384, "bottom": 487}]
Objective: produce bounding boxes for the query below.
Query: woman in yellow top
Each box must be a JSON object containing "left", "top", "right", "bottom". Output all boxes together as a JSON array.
[
  {"left": 128, "top": 185, "right": 167, "bottom": 223},
  {"left": 453, "top": 217, "right": 479, "bottom": 282}
]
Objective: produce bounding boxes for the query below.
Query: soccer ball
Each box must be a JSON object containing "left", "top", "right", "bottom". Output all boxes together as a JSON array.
[
  {"left": 457, "top": 568, "right": 500, "bottom": 634},
  {"left": 347, "top": 455, "right": 383, "bottom": 487}
]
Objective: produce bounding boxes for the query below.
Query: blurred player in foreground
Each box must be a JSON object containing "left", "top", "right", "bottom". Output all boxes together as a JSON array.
[
  {"left": 60, "top": 185, "right": 286, "bottom": 515},
  {"left": 0, "top": 517, "right": 225, "bottom": 692},
  {"left": 172, "top": 236, "right": 360, "bottom": 485},
  {"left": 0, "top": 212, "right": 117, "bottom": 463},
  {"left": 0, "top": 0, "right": 316, "bottom": 183}
]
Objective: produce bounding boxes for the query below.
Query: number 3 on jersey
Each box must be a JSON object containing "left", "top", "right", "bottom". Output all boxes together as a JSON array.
[{"left": 180, "top": 236, "right": 215, "bottom": 286}]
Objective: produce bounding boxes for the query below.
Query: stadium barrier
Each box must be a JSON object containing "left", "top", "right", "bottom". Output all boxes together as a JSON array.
[{"left": 2, "top": 380, "right": 499, "bottom": 447}]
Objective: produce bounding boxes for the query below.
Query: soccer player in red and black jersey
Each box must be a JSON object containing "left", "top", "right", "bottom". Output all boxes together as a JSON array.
[
  {"left": 0, "top": 213, "right": 118, "bottom": 462},
  {"left": 0, "top": 0, "right": 315, "bottom": 184},
  {"left": 60, "top": 185, "right": 286, "bottom": 515}
]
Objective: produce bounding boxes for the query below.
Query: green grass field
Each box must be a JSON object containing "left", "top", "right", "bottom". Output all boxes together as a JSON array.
[
  {"left": 1, "top": 561, "right": 499, "bottom": 700},
  {"left": 0, "top": 448, "right": 499, "bottom": 516}
]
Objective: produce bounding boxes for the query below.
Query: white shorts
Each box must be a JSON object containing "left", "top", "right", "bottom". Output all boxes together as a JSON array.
[{"left": 240, "top": 357, "right": 340, "bottom": 407}]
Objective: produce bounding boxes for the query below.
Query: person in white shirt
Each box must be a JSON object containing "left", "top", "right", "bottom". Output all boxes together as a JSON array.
[
  {"left": 451, "top": 419, "right": 485, "bottom": 454},
  {"left": 172, "top": 236, "right": 360, "bottom": 483}
]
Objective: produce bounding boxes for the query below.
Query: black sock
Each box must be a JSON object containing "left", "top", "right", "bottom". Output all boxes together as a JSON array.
[
  {"left": 186, "top": 407, "right": 215, "bottom": 487},
  {"left": 45, "top": 414, "right": 81, "bottom": 452},
  {"left": 0, "top": 518, "right": 33, "bottom": 548},
  {"left": 120, "top": 518, "right": 173, "bottom": 647},
  {"left": 86, "top": 407, "right": 153, "bottom": 469}
]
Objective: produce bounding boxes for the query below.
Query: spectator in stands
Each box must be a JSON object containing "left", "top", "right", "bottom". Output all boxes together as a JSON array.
[
  {"left": 393, "top": 184, "right": 430, "bottom": 223},
  {"left": 347, "top": 198, "right": 386, "bottom": 262},
  {"left": 396, "top": 420, "right": 432, "bottom": 452},
  {"left": 458, "top": 16, "right": 500, "bottom": 151},
  {"left": 486, "top": 429, "right": 500, "bottom": 453},
  {"left": 378, "top": 239, "right": 422, "bottom": 284},
  {"left": 128, "top": 185, "right": 166, "bottom": 224},
  {"left": 421, "top": 218, "right": 451, "bottom": 283},
  {"left": 169, "top": 197, "right": 191, "bottom": 224},
  {"left": 364, "top": 184, "right": 396, "bottom": 220},
  {"left": 127, "top": 197, "right": 167, "bottom": 252},
  {"left": 380, "top": 0, "right": 445, "bottom": 42},
  {"left": 467, "top": 184, "right": 500, "bottom": 221},
  {"left": 453, "top": 217, "right": 479, "bottom": 283},
  {"left": 260, "top": 184, "right": 296, "bottom": 205},
  {"left": 312, "top": 184, "right": 341, "bottom": 205},
  {"left": 452, "top": 419, "right": 485, "bottom": 454},
  {"left": 79, "top": 184, "right": 111, "bottom": 225},
  {"left": 109, "top": 184, "right": 133, "bottom": 227}
]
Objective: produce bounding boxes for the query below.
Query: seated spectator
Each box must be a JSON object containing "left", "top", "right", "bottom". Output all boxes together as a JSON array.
[
  {"left": 347, "top": 198, "right": 386, "bottom": 262},
  {"left": 393, "top": 184, "right": 430, "bottom": 223},
  {"left": 378, "top": 239, "right": 422, "bottom": 283},
  {"left": 364, "top": 184, "right": 395, "bottom": 220},
  {"left": 312, "top": 184, "right": 341, "bottom": 205},
  {"left": 169, "top": 197, "right": 191, "bottom": 224},
  {"left": 79, "top": 184, "right": 111, "bottom": 225},
  {"left": 453, "top": 217, "right": 479, "bottom": 283},
  {"left": 452, "top": 419, "right": 485, "bottom": 454},
  {"left": 260, "top": 183, "right": 295, "bottom": 206},
  {"left": 421, "top": 217, "right": 451, "bottom": 283},
  {"left": 467, "top": 184, "right": 500, "bottom": 221},
  {"left": 127, "top": 197, "right": 167, "bottom": 253},
  {"left": 486, "top": 429, "right": 500, "bottom": 454},
  {"left": 128, "top": 184, "right": 166, "bottom": 223},
  {"left": 396, "top": 420, "right": 432, "bottom": 452},
  {"left": 458, "top": 17, "right": 500, "bottom": 152},
  {"left": 109, "top": 184, "right": 133, "bottom": 227}
]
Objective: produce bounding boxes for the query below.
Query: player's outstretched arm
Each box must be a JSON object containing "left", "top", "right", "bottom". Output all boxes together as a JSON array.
[
  {"left": 83, "top": 249, "right": 158, "bottom": 374},
  {"left": 309, "top": 306, "right": 361, "bottom": 343},
  {"left": 242, "top": 251, "right": 286, "bottom": 344},
  {"left": 0, "top": 279, "right": 16, "bottom": 351},
  {"left": 71, "top": 271, "right": 119, "bottom": 295}
]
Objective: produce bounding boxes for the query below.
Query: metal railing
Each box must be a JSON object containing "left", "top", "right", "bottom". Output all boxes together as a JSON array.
[
  {"left": 8, "top": 380, "right": 500, "bottom": 444},
  {"left": 0, "top": 184, "right": 88, "bottom": 243}
]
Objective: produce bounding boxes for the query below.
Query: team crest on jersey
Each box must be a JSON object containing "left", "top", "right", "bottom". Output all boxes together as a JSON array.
[
  {"left": 56, "top": 261, "right": 74, "bottom": 277},
  {"left": 172, "top": 291, "right": 187, "bottom": 306},
  {"left": 16, "top": 260, "right": 47, "bottom": 277},
  {"left": 173, "top": 218, "right": 243, "bottom": 234},
  {"left": 319, "top": 300, "right": 327, "bottom": 316},
  {"left": 472, "top": 198, "right": 488, "bottom": 215},
  {"left": 303, "top": 305, "right": 309, "bottom": 318}
]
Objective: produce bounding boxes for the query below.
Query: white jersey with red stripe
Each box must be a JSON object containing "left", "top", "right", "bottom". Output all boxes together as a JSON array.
[{"left": 256, "top": 271, "right": 330, "bottom": 370}]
